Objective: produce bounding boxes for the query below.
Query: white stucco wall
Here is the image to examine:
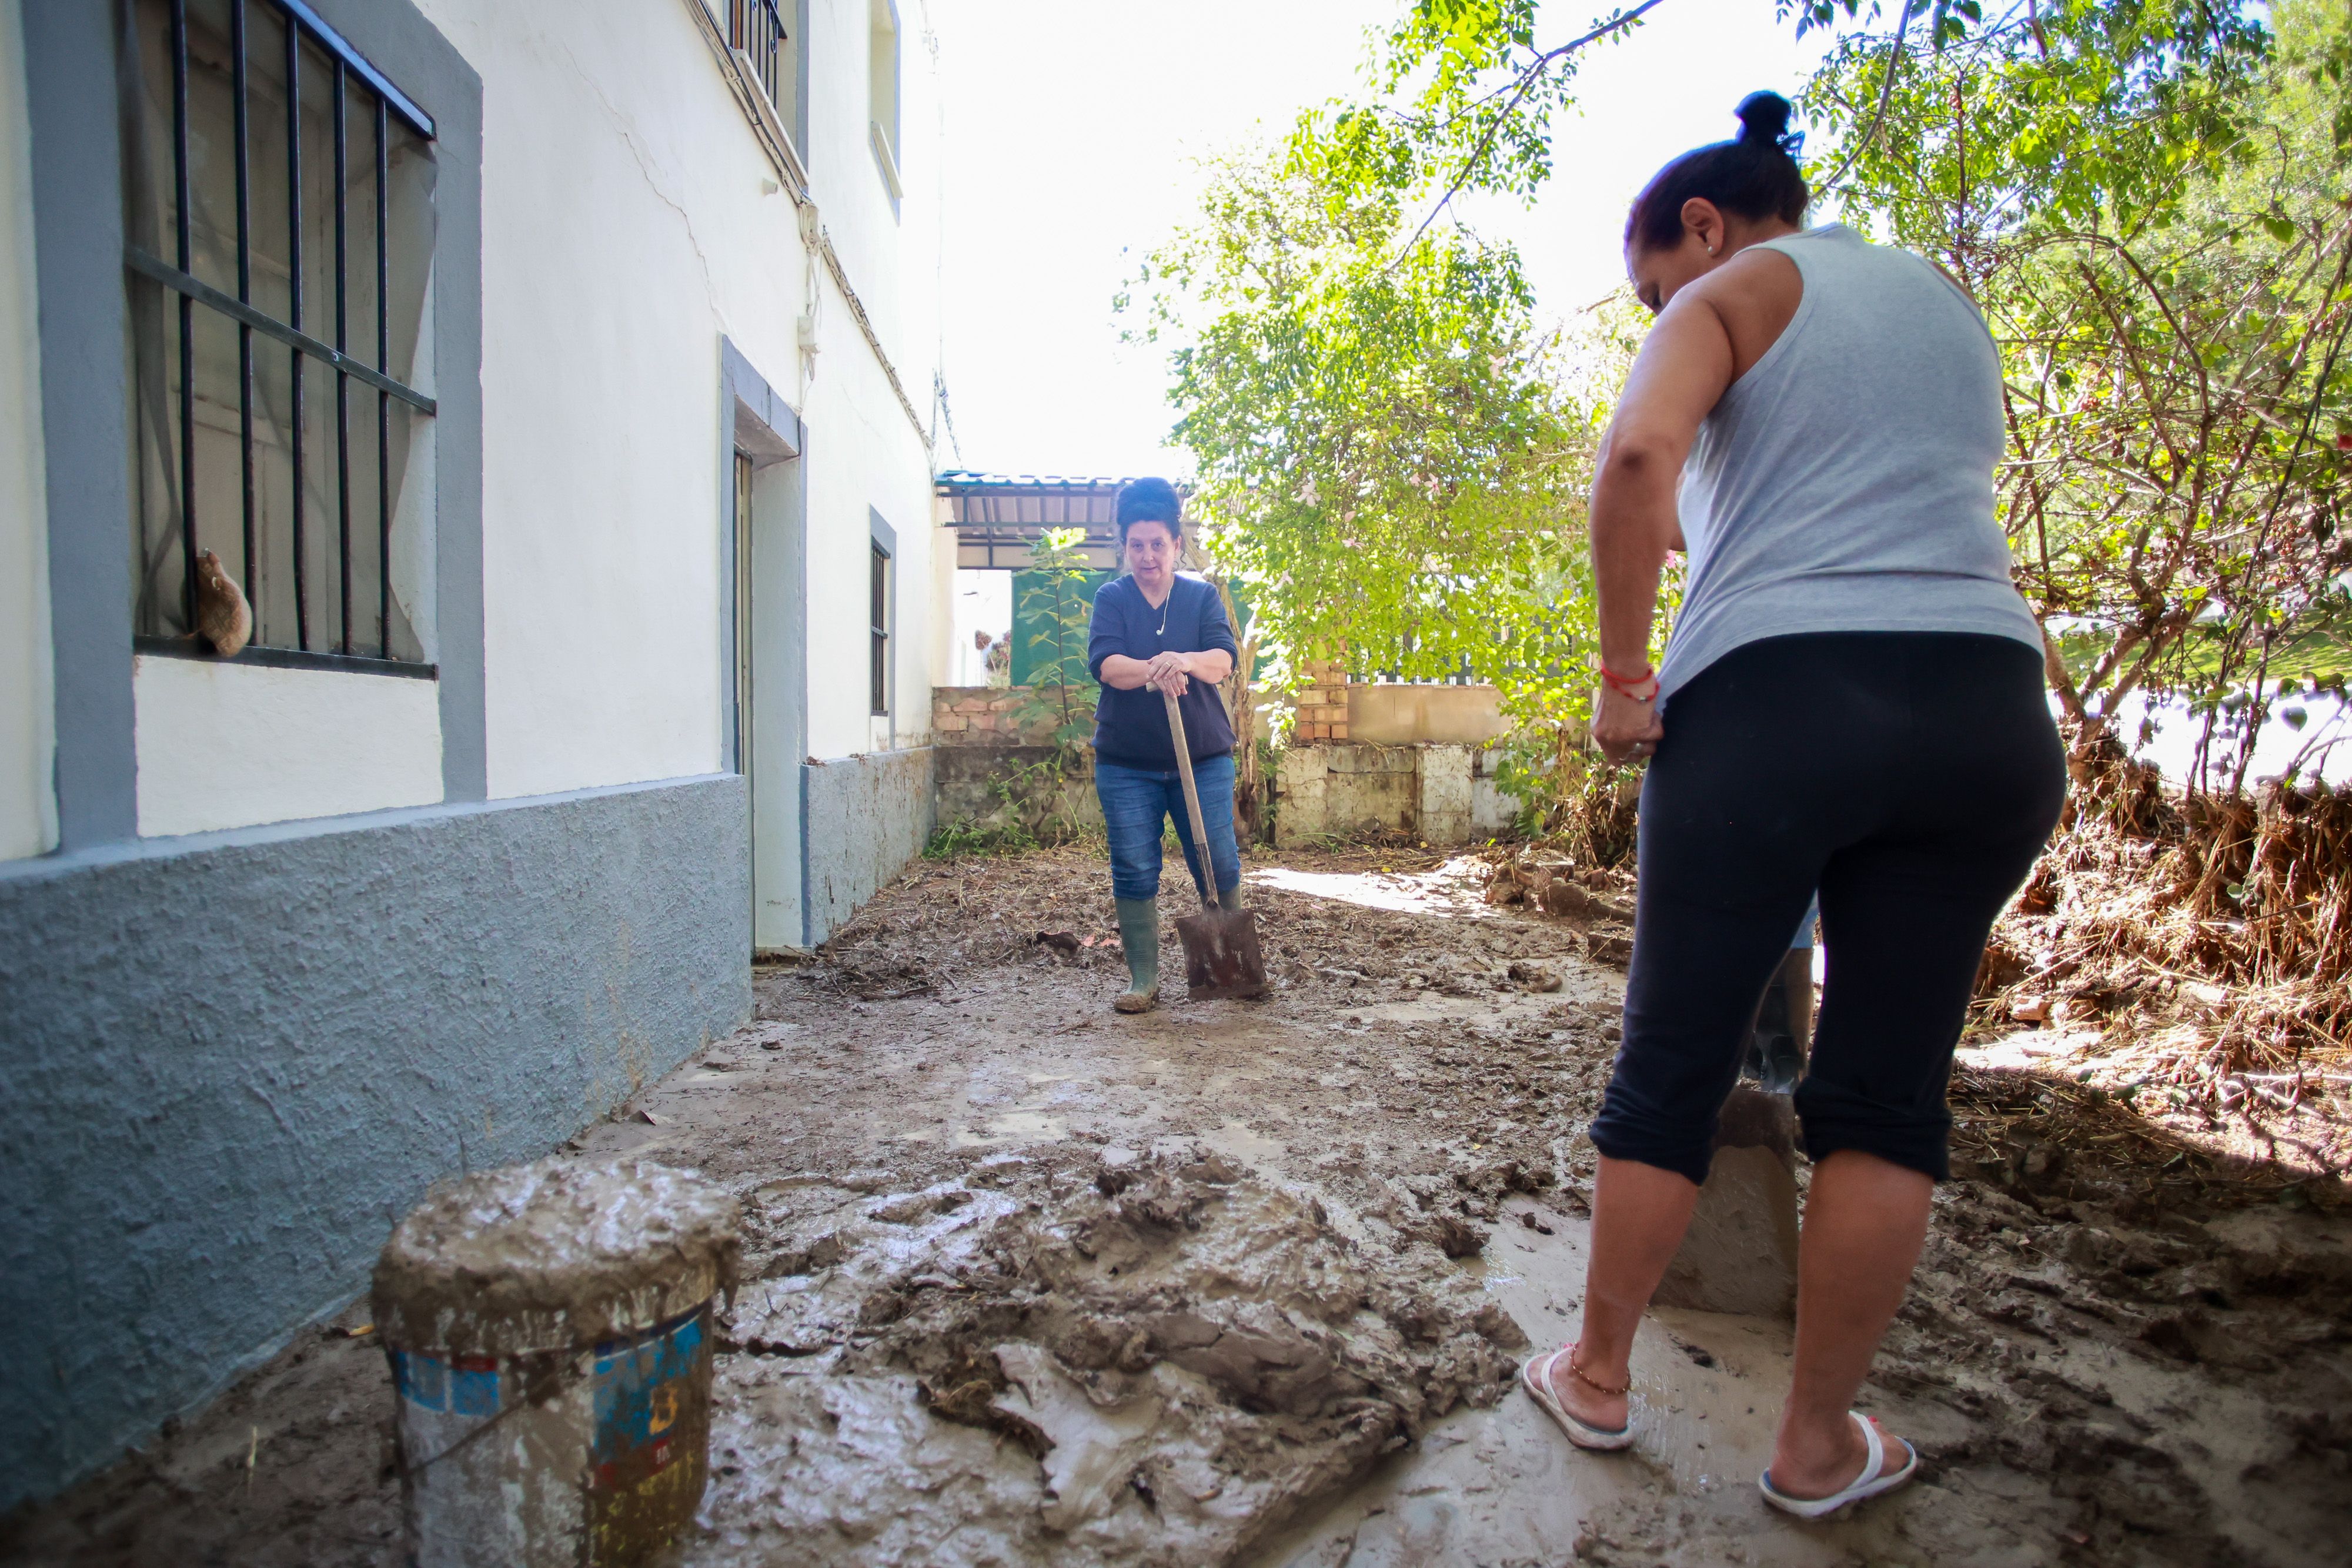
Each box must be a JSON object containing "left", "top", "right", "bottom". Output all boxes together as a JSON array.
[
  {"left": 3, "top": 0, "right": 951, "bottom": 862},
  {"left": 0, "top": 0, "right": 56, "bottom": 862},
  {"left": 132, "top": 657, "right": 443, "bottom": 838},
  {"left": 799, "top": 346, "right": 940, "bottom": 758},
  {"left": 416, "top": 0, "right": 946, "bottom": 798},
  {"left": 798, "top": 0, "right": 943, "bottom": 760}
]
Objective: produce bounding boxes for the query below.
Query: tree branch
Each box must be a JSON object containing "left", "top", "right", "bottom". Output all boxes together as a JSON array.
[
  {"left": 1809, "top": 0, "right": 1919, "bottom": 192},
  {"left": 1396, "top": 0, "right": 1671, "bottom": 263}
]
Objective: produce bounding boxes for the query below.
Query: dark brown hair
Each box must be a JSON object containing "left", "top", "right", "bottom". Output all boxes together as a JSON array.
[
  {"left": 1624, "top": 92, "right": 1809, "bottom": 254},
  {"left": 1114, "top": 477, "right": 1182, "bottom": 546}
]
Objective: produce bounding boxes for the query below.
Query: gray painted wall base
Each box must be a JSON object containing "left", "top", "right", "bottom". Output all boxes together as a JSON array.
[
  {"left": 0, "top": 775, "right": 749, "bottom": 1509},
  {"left": 803, "top": 748, "right": 935, "bottom": 945}
]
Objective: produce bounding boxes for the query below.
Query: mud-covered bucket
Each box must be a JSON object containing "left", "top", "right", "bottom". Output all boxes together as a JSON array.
[{"left": 373, "top": 1155, "right": 740, "bottom": 1567}]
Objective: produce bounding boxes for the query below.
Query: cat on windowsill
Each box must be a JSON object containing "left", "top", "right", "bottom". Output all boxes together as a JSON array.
[{"left": 192, "top": 549, "right": 252, "bottom": 658}]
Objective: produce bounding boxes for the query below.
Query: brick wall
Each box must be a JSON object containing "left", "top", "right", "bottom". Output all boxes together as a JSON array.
[
  {"left": 1293, "top": 657, "right": 1350, "bottom": 743},
  {"left": 931, "top": 686, "right": 1078, "bottom": 747}
]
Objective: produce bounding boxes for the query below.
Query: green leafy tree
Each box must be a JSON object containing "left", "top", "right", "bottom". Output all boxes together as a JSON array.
[
  {"left": 1014, "top": 527, "right": 1101, "bottom": 752},
  {"left": 1296, "top": 0, "right": 2337, "bottom": 801},
  {"left": 1298, "top": 0, "right": 1669, "bottom": 222},
  {"left": 1798, "top": 0, "right": 2347, "bottom": 789},
  {"left": 1124, "top": 144, "right": 1633, "bottom": 826}
]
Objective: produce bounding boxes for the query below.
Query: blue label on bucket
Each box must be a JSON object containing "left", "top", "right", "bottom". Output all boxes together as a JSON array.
[
  {"left": 393, "top": 1350, "right": 500, "bottom": 1416},
  {"left": 590, "top": 1309, "right": 705, "bottom": 1484}
]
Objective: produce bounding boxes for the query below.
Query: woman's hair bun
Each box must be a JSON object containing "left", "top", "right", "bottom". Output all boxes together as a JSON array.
[
  {"left": 1115, "top": 476, "right": 1182, "bottom": 533},
  {"left": 1623, "top": 89, "right": 1810, "bottom": 250},
  {"left": 1733, "top": 91, "right": 1794, "bottom": 148}
]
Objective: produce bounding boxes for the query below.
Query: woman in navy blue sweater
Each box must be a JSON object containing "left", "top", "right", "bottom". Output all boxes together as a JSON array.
[{"left": 1085, "top": 479, "right": 1241, "bottom": 1012}]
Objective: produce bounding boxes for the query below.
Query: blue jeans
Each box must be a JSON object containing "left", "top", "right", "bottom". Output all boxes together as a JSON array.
[{"left": 1096, "top": 754, "right": 1242, "bottom": 902}]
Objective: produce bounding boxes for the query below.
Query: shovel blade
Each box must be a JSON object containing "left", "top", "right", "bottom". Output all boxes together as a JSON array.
[{"left": 1174, "top": 906, "right": 1270, "bottom": 1001}]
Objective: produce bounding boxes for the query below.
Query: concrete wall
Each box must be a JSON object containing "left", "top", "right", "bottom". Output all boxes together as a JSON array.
[
  {"left": 1274, "top": 742, "right": 1517, "bottom": 848},
  {"left": 798, "top": 0, "right": 948, "bottom": 761},
  {"left": 0, "top": 774, "right": 748, "bottom": 1510},
  {"left": 0, "top": 0, "right": 52, "bottom": 861},
  {"left": 803, "top": 746, "right": 934, "bottom": 944},
  {"left": 10, "top": 0, "right": 948, "bottom": 847},
  {"left": 934, "top": 743, "right": 1103, "bottom": 838},
  {"left": 1347, "top": 683, "right": 1509, "bottom": 747}
]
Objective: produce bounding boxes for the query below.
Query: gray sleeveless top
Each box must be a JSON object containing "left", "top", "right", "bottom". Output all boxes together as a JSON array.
[{"left": 1655, "top": 223, "right": 2042, "bottom": 703}]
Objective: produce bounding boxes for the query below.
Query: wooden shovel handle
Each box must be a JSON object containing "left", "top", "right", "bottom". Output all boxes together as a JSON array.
[{"left": 1162, "top": 686, "right": 1219, "bottom": 913}]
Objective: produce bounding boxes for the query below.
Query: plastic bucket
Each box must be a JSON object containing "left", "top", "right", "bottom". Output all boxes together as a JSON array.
[{"left": 374, "top": 1155, "right": 740, "bottom": 1567}]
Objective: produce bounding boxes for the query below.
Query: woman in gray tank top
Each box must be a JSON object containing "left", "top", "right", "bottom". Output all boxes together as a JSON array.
[{"left": 1518, "top": 93, "right": 2066, "bottom": 1517}]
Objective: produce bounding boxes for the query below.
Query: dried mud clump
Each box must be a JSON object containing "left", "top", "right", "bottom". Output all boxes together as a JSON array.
[
  {"left": 1478, "top": 850, "right": 1637, "bottom": 967},
  {"left": 689, "top": 1147, "right": 1526, "bottom": 1567}
]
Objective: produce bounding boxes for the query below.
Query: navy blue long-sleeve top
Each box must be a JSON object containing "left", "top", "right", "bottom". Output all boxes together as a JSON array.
[{"left": 1085, "top": 573, "right": 1239, "bottom": 768}]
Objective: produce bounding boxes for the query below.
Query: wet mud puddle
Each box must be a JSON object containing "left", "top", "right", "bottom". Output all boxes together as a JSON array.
[{"left": 6, "top": 848, "right": 2348, "bottom": 1568}]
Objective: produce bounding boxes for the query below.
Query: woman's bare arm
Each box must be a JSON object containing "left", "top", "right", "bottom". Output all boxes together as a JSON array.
[
  {"left": 1588, "top": 287, "right": 1742, "bottom": 761},
  {"left": 1099, "top": 648, "right": 1232, "bottom": 694},
  {"left": 1593, "top": 300, "right": 1737, "bottom": 664},
  {"left": 1099, "top": 654, "right": 1155, "bottom": 691},
  {"left": 1592, "top": 246, "right": 1800, "bottom": 701}
]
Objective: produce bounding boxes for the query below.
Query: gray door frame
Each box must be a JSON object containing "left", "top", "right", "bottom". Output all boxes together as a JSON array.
[{"left": 718, "top": 339, "right": 806, "bottom": 953}]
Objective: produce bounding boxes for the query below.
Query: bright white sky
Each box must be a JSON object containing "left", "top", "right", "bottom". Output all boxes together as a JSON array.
[{"left": 924, "top": 0, "right": 1835, "bottom": 480}]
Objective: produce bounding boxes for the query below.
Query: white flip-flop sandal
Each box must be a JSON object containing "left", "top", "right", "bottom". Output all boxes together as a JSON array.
[
  {"left": 1521, "top": 1348, "right": 1634, "bottom": 1451},
  {"left": 1759, "top": 1412, "right": 1918, "bottom": 1518}
]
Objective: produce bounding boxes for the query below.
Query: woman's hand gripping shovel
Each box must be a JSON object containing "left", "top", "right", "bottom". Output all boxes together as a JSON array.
[{"left": 1161, "top": 685, "right": 1269, "bottom": 1001}]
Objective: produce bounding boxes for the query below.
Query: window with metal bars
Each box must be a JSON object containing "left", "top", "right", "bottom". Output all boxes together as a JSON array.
[
  {"left": 729, "top": 0, "right": 793, "bottom": 122},
  {"left": 870, "top": 542, "right": 891, "bottom": 717},
  {"left": 123, "top": 0, "right": 438, "bottom": 668}
]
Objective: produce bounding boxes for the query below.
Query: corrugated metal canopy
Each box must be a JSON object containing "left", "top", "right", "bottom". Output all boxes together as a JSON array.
[{"left": 936, "top": 471, "right": 1192, "bottom": 570}]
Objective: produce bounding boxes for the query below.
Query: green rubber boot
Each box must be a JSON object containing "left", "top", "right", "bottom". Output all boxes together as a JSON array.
[{"left": 1113, "top": 897, "right": 1160, "bottom": 1013}]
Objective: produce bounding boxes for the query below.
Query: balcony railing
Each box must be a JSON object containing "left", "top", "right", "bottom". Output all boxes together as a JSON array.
[{"left": 730, "top": 0, "right": 787, "bottom": 115}]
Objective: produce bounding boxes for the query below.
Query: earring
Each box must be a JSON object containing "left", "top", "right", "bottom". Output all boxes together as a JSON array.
[{"left": 1708, "top": 245, "right": 1718, "bottom": 255}]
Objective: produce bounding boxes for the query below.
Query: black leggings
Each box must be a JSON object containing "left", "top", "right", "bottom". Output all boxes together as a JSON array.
[{"left": 1591, "top": 633, "right": 2066, "bottom": 1185}]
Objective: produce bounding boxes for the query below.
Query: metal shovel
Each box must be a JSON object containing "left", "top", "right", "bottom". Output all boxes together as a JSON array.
[{"left": 1162, "top": 686, "right": 1269, "bottom": 1001}]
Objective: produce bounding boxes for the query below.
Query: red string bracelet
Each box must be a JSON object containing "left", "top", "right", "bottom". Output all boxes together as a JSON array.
[{"left": 1599, "top": 663, "right": 1659, "bottom": 703}]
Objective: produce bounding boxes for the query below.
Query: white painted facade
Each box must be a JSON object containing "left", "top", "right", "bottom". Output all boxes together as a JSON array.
[
  {"left": 420, "top": 0, "right": 943, "bottom": 798},
  {"left": 5, "top": 0, "right": 948, "bottom": 856},
  {"left": 4, "top": 0, "right": 964, "bottom": 1505},
  {"left": 0, "top": 0, "right": 54, "bottom": 862}
]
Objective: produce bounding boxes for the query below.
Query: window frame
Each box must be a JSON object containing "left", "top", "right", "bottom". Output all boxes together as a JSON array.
[
  {"left": 123, "top": 0, "right": 441, "bottom": 671},
  {"left": 868, "top": 0, "right": 901, "bottom": 213},
  {"left": 726, "top": 0, "right": 797, "bottom": 149},
  {"left": 868, "top": 540, "right": 891, "bottom": 718},
  {"left": 24, "top": 0, "right": 486, "bottom": 849},
  {"left": 867, "top": 507, "right": 897, "bottom": 723}
]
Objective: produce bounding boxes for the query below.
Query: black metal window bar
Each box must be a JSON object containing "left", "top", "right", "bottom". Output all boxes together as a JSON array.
[
  {"left": 125, "top": 0, "right": 437, "bottom": 668},
  {"left": 870, "top": 543, "right": 891, "bottom": 716},
  {"left": 729, "top": 0, "right": 789, "bottom": 113}
]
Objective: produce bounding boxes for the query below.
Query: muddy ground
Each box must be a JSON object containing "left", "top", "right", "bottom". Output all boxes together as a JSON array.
[{"left": 5, "top": 845, "right": 2350, "bottom": 1567}]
